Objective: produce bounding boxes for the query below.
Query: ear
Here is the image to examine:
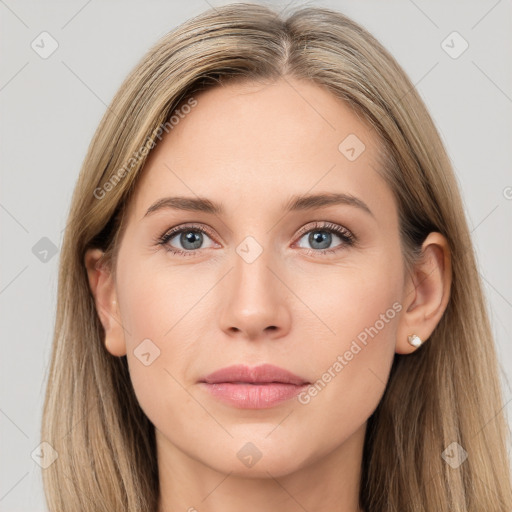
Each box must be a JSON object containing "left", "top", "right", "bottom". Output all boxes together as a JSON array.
[
  {"left": 84, "top": 248, "right": 127, "bottom": 357},
  {"left": 396, "top": 232, "right": 452, "bottom": 354}
]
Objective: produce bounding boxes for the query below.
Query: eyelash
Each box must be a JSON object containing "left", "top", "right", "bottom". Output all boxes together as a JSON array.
[{"left": 154, "top": 221, "right": 356, "bottom": 257}]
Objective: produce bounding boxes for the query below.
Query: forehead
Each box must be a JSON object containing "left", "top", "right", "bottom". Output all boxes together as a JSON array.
[{"left": 126, "top": 77, "right": 392, "bottom": 222}]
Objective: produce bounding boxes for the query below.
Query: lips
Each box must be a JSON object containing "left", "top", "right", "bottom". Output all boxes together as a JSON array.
[
  {"left": 199, "top": 364, "right": 310, "bottom": 409},
  {"left": 201, "top": 363, "right": 310, "bottom": 386}
]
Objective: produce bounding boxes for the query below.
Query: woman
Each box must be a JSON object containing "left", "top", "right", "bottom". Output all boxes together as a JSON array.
[{"left": 41, "top": 3, "right": 512, "bottom": 511}]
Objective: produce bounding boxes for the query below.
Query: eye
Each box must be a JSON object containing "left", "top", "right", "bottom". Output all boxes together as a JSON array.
[
  {"left": 294, "top": 221, "right": 355, "bottom": 255},
  {"left": 155, "top": 223, "right": 217, "bottom": 256},
  {"left": 155, "top": 221, "right": 356, "bottom": 257}
]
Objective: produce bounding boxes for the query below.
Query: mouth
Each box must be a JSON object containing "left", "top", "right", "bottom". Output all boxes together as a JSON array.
[{"left": 198, "top": 364, "right": 310, "bottom": 409}]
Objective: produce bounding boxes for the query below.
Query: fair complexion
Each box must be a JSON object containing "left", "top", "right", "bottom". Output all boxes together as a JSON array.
[{"left": 85, "top": 77, "right": 451, "bottom": 512}]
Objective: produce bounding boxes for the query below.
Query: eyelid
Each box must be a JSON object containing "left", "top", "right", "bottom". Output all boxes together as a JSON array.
[
  {"left": 161, "top": 222, "right": 217, "bottom": 240},
  {"left": 294, "top": 220, "right": 354, "bottom": 240}
]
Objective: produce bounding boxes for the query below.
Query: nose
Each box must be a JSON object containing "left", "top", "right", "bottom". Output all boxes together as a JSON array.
[{"left": 218, "top": 243, "right": 292, "bottom": 341}]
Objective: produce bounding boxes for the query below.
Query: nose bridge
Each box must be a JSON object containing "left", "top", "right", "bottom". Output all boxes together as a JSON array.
[
  {"left": 218, "top": 234, "right": 291, "bottom": 338},
  {"left": 232, "top": 235, "right": 278, "bottom": 310}
]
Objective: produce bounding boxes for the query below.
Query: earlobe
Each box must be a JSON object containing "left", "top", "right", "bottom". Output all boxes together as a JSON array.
[
  {"left": 84, "top": 248, "right": 127, "bottom": 357},
  {"left": 396, "top": 232, "right": 452, "bottom": 355}
]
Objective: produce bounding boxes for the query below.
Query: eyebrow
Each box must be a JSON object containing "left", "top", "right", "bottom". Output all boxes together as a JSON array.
[{"left": 143, "top": 192, "right": 374, "bottom": 218}]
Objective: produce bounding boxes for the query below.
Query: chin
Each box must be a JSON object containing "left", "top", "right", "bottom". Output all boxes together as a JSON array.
[{"left": 200, "top": 437, "right": 316, "bottom": 478}]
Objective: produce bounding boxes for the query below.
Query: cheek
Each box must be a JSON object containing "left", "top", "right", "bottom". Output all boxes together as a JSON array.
[
  {"left": 114, "top": 258, "right": 198, "bottom": 418},
  {"left": 117, "top": 254, "right": 205, "bottom": 345},
  {"left": 295, "top": 250, "right": 403, "bottom": 351},
  {"left": 292, "top": 252, "right": 403, "bottom": 425}
]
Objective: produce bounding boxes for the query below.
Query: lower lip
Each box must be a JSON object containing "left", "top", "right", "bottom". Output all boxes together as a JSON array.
[{"left": 201, "top": 382, "right": 308, "bottom": 409}]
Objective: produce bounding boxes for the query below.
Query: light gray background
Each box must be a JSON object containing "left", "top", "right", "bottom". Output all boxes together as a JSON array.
[{"left": 1, "top": 0, "right": 511, "bottom": 509}]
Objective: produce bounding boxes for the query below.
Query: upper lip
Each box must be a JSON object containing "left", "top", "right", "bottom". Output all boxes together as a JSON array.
[{"left": 200, "top": 364, "right": 310, "bottom": 385}]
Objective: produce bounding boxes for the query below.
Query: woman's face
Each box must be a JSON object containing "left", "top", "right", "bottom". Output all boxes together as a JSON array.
[{"left": 111, "top": 78, "right": 407, "bottom": 477}]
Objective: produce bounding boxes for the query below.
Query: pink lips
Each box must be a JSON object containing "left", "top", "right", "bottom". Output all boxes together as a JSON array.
[{"left": 199, "top": 364, "right": 310, "bottom": 409}]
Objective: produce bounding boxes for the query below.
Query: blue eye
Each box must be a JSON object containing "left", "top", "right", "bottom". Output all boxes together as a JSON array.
[
  {"left": 295, "top": 222, "right": 355, "bottom": 255},
  {"left": 156, "top": 224, "right": 217, "bottom": 256}
]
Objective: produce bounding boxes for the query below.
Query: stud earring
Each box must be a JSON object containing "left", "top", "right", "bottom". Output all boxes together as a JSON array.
[{"left": 408, "top": 334, "right": 423, "bottom": 348}]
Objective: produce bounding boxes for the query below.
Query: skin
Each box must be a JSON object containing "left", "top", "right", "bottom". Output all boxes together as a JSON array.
[{"left": 85, "top": 77, "right": 451, "bottom": 512}]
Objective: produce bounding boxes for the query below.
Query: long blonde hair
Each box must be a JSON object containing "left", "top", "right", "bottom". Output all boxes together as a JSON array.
[{"left": 41, "top": 3, "right": 512, "bottom": 510}]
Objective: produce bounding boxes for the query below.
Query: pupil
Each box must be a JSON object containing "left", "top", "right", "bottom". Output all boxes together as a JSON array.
[
  {"left": 181, "top": 231, "right": 202, "bottom": 250},
  {"left": 310, "top": 231, "right": 331, "bottom": 250}
]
